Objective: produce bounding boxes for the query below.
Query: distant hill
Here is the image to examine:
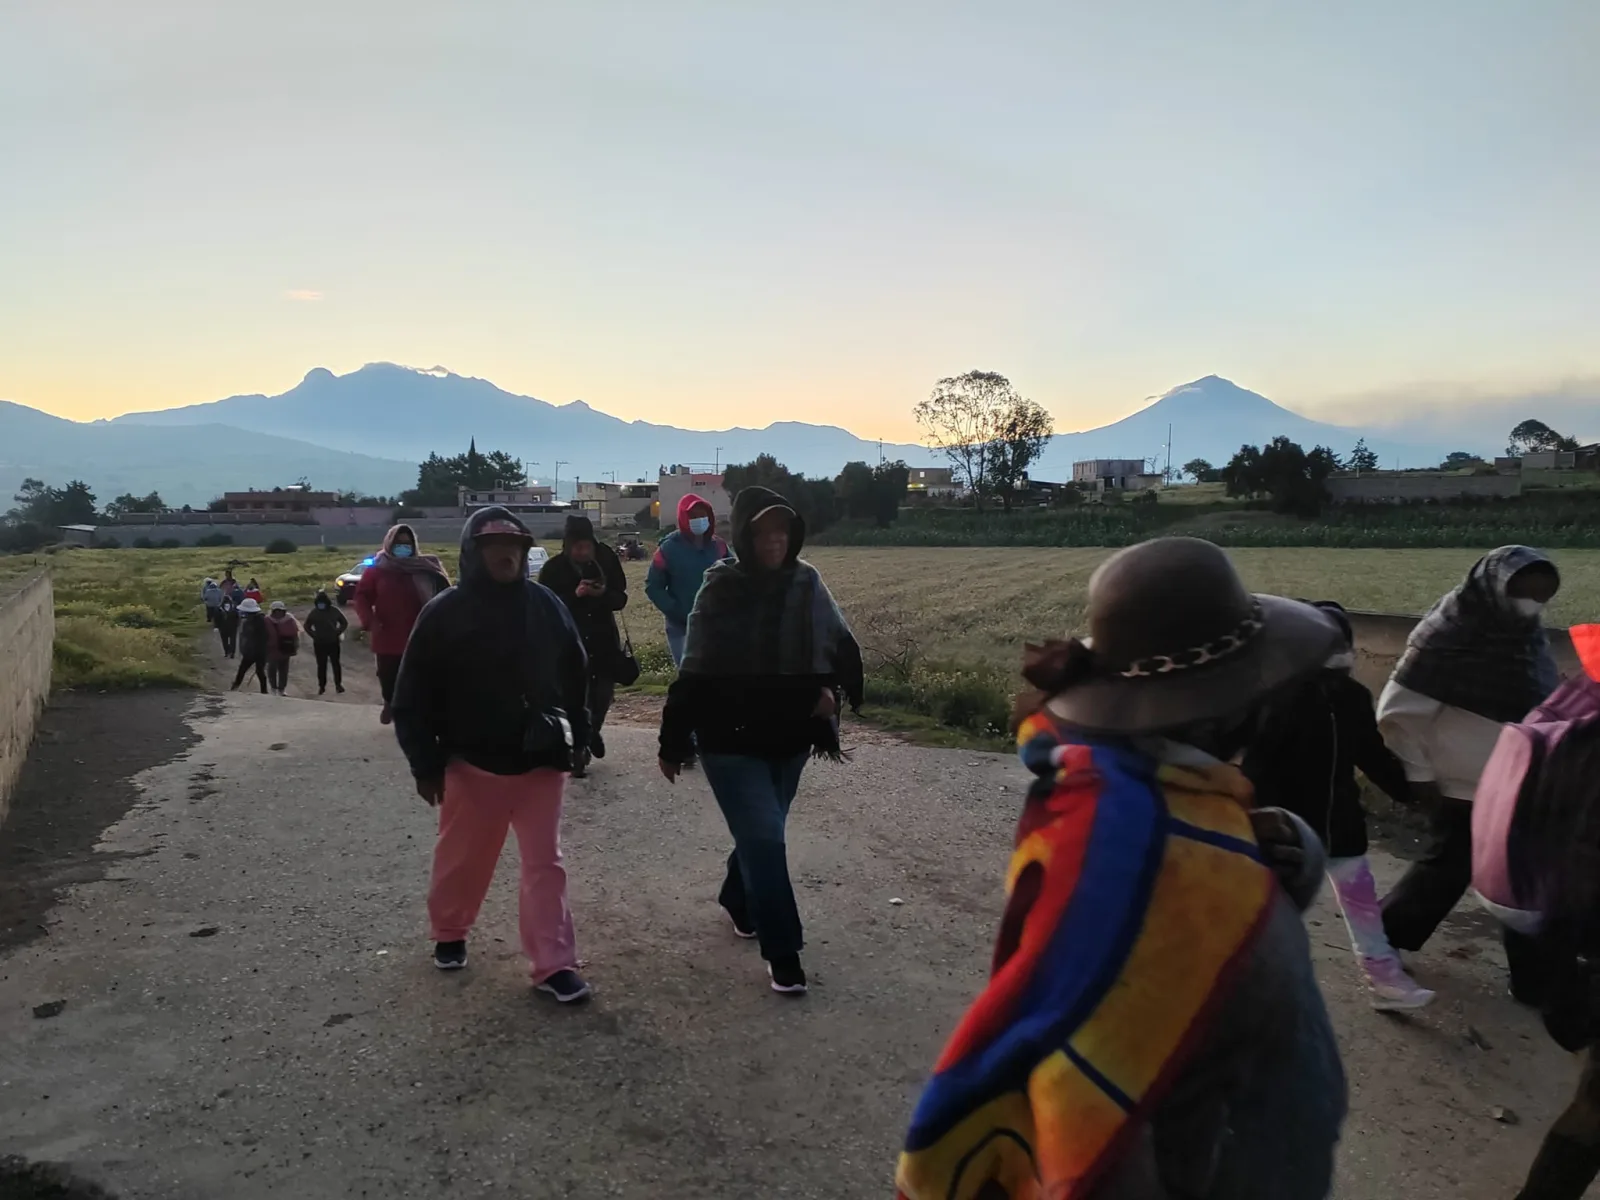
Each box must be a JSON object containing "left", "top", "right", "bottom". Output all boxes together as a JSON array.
[
  {"left": 112, "top": 363, "right": 937, "bottom": 486},
  {"left": 1035, "top": 376, "right": 1445, "bottom": 478},
  {"left": 0, "top": 401, "right": 416, "bottom": 510}
]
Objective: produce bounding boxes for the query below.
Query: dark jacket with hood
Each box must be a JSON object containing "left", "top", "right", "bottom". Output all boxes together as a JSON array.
[
  {"left": 303, "top": 591, "right": 349, "bottom": 646},
  {"left": 237, "top": 609, "right": 269, "bottom": 658},
  {"left": 645, "top": 494, "right": 732, "bottom": 629},
  {"left": 391, "top": 507, "right": 590, "bottom": 779},
  {"left": 215, "top": 596, "right": 240, "bottom": 636},
  {"left": 659, "top": 486, "right": 864, "bottom": 762},
  {"left": 538, "top": 515, "right": 628, "bottom": 673}
]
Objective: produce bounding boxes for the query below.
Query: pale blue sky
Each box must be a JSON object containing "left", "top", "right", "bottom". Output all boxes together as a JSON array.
[{"left": 2, "top": 0, "right": 1596, "bottom": 440}]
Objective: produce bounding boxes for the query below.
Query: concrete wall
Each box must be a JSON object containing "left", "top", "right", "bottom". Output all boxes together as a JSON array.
[
  {"left": 0, "top": 570, "right": 54, "bottom": 828},
  {"left": 1345, "top": 608, "right": 1577, "bottom": 696},
  {"left": 1327, "top": 472, "right": 1522, "bottom": 504}
]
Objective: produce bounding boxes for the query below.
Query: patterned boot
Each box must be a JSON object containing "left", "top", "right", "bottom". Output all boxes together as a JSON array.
[{"left": 1328, "top": 856, "right": 1436, "bottom": 1012}]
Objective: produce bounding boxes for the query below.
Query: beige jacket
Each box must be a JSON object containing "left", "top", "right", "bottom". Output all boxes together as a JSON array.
[{"left": 1375, "top": 680, "right": 1504, "bottom": 801}]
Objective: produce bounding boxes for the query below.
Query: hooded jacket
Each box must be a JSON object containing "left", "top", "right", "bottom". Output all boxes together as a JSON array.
[
  {"left": 215, "top": 595, "right": 240, "bottom": 634},
  {"left": 351, "top": 523, "right": 451, "bottom": 658},
  {"left": 391, "top": 507, "right": 590, "bottom": 779},
  {"left": 659, "top": 485, "right": 864, "bottom": 762},
  {"left": 303, "top": 590, "right": 349, "bottom": 646},
  {"left": 537, "top": 514, "right": 628, "bottom": 670},
  {"left": 237, "top": 607, "right": 269, "bottom": 658},
  {"left": 644, "top": 494, "right": 731, "bottom": 629},
  {"left": 202, "top": 579, "right": 223, "bottom": 610},
  {"left": 265, "top": 610, "right": 301, "bottom": 661}
]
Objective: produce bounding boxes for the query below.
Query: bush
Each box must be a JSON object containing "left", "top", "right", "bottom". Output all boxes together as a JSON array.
[
  {"left": 132, "top": 536, "right": 156, "bottom": 550},
  {"left": 0, "top": 521, "right": 49, "bottom": 553},
  {"left": 196, "top": 533, "right": 235, "bottom": 548},
  {"left": 158, "top": 538, "right": 182, "bottom": 550},
  {"left": 93, "top": 536, "right": 122, "bottom": 549},
  {"left": 264, "top": 538, "right": 298, "bottom": 555},
  {"left": 109, "top": 605, "right": 161, "bottom": 628},
  {"left": 864, "top": 660, "right": 1012, "bottom": 741}
]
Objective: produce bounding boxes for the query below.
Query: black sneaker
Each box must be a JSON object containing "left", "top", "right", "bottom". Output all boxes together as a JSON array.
[
  {"left": 768, "top": 956, "right": 807, "bottom": 995},
  {"left": 724, "top": 907, "right": 758, "bottom": 940},
  {"left": 571, "top": 750, "right": 590, "bottom": 780},
  {"left": 536, "top": 969, "right": 592, "bottom": 1004},
  {"left": 433, "top": 940, "right": 467, "bottom": 971},
  {"left": 590, "top": 734, "right": 606, "bottom": 760}
]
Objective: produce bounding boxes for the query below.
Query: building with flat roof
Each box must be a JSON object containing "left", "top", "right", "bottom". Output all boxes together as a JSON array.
[
  {"left": 223, "top": 487, "right": 338, "bottom": 515},
  {"left": 657, "top": 467, "right": 731, "bottom": 530}
]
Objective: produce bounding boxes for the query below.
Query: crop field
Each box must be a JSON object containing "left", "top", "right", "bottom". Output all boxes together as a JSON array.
[{"left": 6, "top": 543, "right": 1598, "bottom": 703}]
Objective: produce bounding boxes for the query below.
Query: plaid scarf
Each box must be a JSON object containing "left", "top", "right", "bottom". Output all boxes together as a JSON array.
[
  {"left": 681, "top": 558, "right": 852, "bottom": 679},
  {"left": 1392, "top": 545, "right": 1559, "bottom": 723}
]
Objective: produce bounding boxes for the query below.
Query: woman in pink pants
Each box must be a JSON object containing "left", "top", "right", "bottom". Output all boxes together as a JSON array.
[{"left": 391, "top": 506, "right": 594, "bottom": 1003}]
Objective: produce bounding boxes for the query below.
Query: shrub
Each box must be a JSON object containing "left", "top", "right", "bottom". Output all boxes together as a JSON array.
[
  {"left": 264, "top": 538, "right": 298, "bottom": 555},
  {"left": 132, "top": 536, "right": 156, "bottom": 550},
  {"left": 109, "top": 605, "right": 160, "bottom": 628},
  {"left": 196, "top": 533, "right": 235, "bottom": 548},
  {"left": 158, "top": 538, "right": 182, "bottom": 550},
  {"left": 0, "top": 521, "right": 49, "bottom": 553},
  {"left": 93, "top": 536, "right": 122, "bottom": 549}
]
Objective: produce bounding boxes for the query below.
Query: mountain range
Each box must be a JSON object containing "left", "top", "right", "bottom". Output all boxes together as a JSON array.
[{"left": 2, "top": 365, "right": 1461, "bottom": 509}]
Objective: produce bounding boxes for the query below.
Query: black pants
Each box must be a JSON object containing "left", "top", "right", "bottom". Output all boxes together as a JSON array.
[
  {"left": 1518, "top": 1047, "right": 1600, "bottom": 1199},
  {"left": 1383, "top": 796, "right": 1474, "bottom": 952},
  {"left": 267, "top": 658, "right": 291, "bottom": 693},
  {"left": 217, "top": 624, "right": 237, "bottom": 658},
  {"left": 376, "top": 653, "right": 403, "bottom": 705},
  {"left": 314, "top": 642, "right": 342, "bottom": 691},
  {"left": 233, "top": 654, "right": 267, "bottom": 693},
  {"left": 589, "top": 672, "right": 614, "bottom": 743}
]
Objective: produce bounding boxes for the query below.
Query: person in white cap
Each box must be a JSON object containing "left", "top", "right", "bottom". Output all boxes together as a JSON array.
[
  {"left": 264, "top": 600, "right": 301, "bottom": 696},
  {"left": 230, "top": 598, "right": 269, "bottom": 694}
]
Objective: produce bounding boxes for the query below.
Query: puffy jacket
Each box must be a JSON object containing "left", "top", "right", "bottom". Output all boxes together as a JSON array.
[
  {"left": 352, "top": 524, "right": 450, "bottom": 657},
  {"left": 645, "top": 494, "right": 731, "bottom": 628},
  {"left": 392, "top": 507, "right": 590, "bottom": 779},
  {"left": 303, "top": 592, "right": 349, "bottom": 646},
  {"left": 201, "top": 581, "right": 223, "bottom": 610}
]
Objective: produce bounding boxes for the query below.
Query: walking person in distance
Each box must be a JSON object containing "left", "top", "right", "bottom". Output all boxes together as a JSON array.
[
  {"left": 214, "top": 592, "right": 240, "bottom": 659},
  {"left": 303, "top": 589, "right": 348, "bottom": 694},
  {"left": 230, "top": 598, "right": 269, "bottom": 694},
  {"left": 657, "top": 485, "right": 863, "bottom": 996},
  {"left": 646, "top": 493, "right": 731, "bottom": 669},
  {"left": 539, "top": 514, "right": 628, "bottom": 777},
  {"left": 1377, "top": 545, "right": 1561, "bottom": 991},
  {"left": 264, "top": 600, "right": 301, "bottom": 696},
  {"left": 353, "top": 523, "right": 450, "bottom": 725},
  {"left": 392, "top": 507, "right": 594, "bottom": 1004}
]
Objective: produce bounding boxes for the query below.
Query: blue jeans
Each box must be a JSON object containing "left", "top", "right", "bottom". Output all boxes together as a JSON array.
[
  {"left": 700, "top": 753, "right": 808, "bottom": 961},
  {"left": 666, "top": 622, "right": 687, "bottom": 667}
]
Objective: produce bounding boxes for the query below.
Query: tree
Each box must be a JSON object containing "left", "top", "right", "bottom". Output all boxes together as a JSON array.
[
  {"left": 1441, "top": 451, "right": 1484, "bottom": 470},
  {"left": 402, "top": 440, "right": 528, "bottom": 506},
  {"left": 104, "top": 491, "right": 165, "bottom": 519},
  {"left": 1224, "top": 438, "right": 1335, "bottom": 516},
  {"left": 1346, "top": 439, "right": 1379, "bottom": 472},
  {"left": 914, "top": 370, "right": 1055, "bottom": 508},
  {"left": 723, "top": 454, "right": 838, "bottom": 534},
  {"left": 984, "top": 398, "right": 1054, "bottom": 512},
  {"left": 1221, "top": 445, "right": 1264, "bottom": 498},
  {"left": 1182, "top": 458, "right": 1219, "bottom": 484},
  {"left": 834, "top": 460, "right": 911, "bottom": 527},
  {"left": 1508, "top": 419, "right": 1580, "bottom": 456},
  {"left": 7, "top": 478, "right": 97, "bottom": 527}
]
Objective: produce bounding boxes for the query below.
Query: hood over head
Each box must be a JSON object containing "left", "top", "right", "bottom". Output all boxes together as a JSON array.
[
  {"left": 677, "top": 493, "right": 716, "bottom": 536},
  {"left": 458, "top": 506, "right": 534, "bottom": 587},
  {"left": 729, "top": 485, "right": 804, "bottom": 567},
  {"left": 313, "top": 589, "right": 332, "bottom": 605},
  {"left": 1473, "top": 545, "right": 1559, "bottom": 611},
  {"left": 381, "top": 523, "right": 418, "bottom": 555},
  {"left": 563, "top": 514, "right": 597, "bottom": 549}
]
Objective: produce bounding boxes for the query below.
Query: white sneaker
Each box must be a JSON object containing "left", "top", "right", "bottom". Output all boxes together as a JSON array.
[{"left": 1364, "top": 955, "right": 1435, "bottom": 1011}]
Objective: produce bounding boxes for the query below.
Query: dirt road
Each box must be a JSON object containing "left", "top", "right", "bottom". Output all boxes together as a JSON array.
[{"left": 0, "top": 652, "right": 1587, "bottom": 1197}]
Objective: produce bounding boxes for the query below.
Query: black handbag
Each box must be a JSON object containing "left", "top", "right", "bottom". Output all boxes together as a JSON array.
[
  {"left": 613, "top": 612, "right": 642, "bottom": 687},
  {"left": 522, "top": 706, "right": 575, "bottom": 773}
]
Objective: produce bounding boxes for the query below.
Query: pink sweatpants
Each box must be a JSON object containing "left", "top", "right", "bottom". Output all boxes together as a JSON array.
[{"left": 427, "top": 760, "right": 576, "bottom": 984}]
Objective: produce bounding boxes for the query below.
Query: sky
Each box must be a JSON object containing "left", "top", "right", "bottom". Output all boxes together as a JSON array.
[{"left": 2, "top": 0, "right": 1597, "bottom": 443}]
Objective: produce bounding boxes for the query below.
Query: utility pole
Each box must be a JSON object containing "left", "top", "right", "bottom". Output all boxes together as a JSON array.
[
  {"left": 714, "top": 447, "right": 724, "bottom": 473},
  {"left": 553, "top": 460, "right": 568, "bottom": 499},
  {"left": 878, "top": 437, "right": 884, "bottom": 466},
  {"left": 1165, "top": 423, "right": 1173, "bottom": 485}
]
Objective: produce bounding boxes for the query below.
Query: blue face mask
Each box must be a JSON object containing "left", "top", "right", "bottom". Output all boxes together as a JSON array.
[
  {"left": 316, "top": 601, "right": 329, "bottom": 609},
  {"left": 392, "top": 544, "right": 414, "bottom": 558},
  {"left": 688, "top": 516, "right": 710, "bottom": 536}
]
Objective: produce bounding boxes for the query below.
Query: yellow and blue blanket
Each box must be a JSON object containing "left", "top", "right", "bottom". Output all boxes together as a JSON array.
[{"left": 895, "top": 712, "right": 1274, "bottom": 1200}]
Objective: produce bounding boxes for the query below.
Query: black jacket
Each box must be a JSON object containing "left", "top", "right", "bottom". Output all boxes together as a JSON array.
[
  {"left": 215, "top": 599, "right": 240, "bottom": 634},
  {"left": 303, "top": 593, "right": 348, "bottom": 646},
  {"left": 538, "top": 525, "right": 628, "bottom": 674},
  {"left": 392, "top": 507, "right": 590, "bottom": 779},
  {"left": 1240, "top": 670, "right": 1413, "bottom": 859},
  {"left": 659, "top": 485, "right": 863, "bottom": 763},
  {"left": 237, "top": 612, "right": 268, "bottom": 658}
]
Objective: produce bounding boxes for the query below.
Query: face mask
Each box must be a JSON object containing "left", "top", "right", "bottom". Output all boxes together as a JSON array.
[
  {"left": 1513, "top": 597, "right": 1545, "bottom": 618},
  {"left": 393, "top": 544, "right": 414, "bottom": 558},
  {"left": 1324, "top": 650, "right": 1355, "bottom": 672},
  {"left": 316, "top": 601, "right": 328, "bottom": 609},
  {"left": 688, "top": 516, "right": 710, "bottom": 536}
]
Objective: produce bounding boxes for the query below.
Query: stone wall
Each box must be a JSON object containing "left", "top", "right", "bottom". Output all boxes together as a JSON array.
[
  {"left": 1327, "top": 472, "right": 1521, "bottom": 504},
  {"left": 0, "top": 570, "right": 54, "bottom": 827}
]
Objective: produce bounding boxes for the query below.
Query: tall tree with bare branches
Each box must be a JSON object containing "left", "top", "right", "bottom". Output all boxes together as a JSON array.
[{"left": 913, "top": 371, "right": 1053, "bottom": 510}]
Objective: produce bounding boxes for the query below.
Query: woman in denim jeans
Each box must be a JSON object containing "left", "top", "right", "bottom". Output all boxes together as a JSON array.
[{"left": 657, "top": 485, "right": 863, "bottom": 996}]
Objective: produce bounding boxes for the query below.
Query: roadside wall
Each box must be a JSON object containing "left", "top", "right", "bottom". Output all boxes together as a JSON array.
[
  {"left": 0, "top": 571, "right": 54, "bottom": 828},
  {"left": 1347, "top": 609, "right": 1578, "bottom": 695},
  {"left": 96, "top": 515, "right": 570, "bottom": 549},
  {"left": 1328, "top": 473, "right": 1522, "bottom": 504}
]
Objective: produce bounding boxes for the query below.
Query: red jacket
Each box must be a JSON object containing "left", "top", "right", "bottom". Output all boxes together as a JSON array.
[{"left": 352, "top": 561, "right": 444, "bottom": 658}]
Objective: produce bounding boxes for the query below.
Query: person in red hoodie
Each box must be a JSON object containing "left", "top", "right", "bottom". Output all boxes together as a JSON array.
[{"left": 352, "top": 523, "right": 451, "bottom": 724}]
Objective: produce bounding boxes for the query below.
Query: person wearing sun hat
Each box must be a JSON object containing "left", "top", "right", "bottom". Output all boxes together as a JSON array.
[
  {"left": 896, "top": 537, "right": 1348, "bottom": 1200},
  {"left": 230, "top": 597, "right": 269, "bottom": 694}
]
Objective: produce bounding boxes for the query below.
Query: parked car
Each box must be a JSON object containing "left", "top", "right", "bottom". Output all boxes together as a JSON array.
[
  {"left": 334, "top": 557, "right": 374, "bottom": 606},
  {"left": 526, "top": 545, "right": 550, "bottom": 578}
]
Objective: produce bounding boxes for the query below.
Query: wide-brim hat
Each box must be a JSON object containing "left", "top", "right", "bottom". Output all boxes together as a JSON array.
[
  {"left": 238, "top": 599, "right": 262, "bottom": 613},
  {"left": 1043, "top": 537, "right": 1342, "bottom": 735}
]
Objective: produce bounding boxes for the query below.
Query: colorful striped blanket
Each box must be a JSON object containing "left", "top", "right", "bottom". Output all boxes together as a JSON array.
[{"left": 895, "top": 712, "right": 1275, "bottom": 1200}]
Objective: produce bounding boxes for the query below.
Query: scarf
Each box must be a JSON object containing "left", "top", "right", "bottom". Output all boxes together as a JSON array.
[
  {"left": 895, "top": 714, "right": 1274, "bottom": 1200},
  {"left": 1392, "top": 545, "right": 1559, "bottom": 723},
  {"left": 681, "top": 558, "right": 852, "bottom": 679},
  {"left": 376, "top": 523, "right": 451, "bottom": 607}
]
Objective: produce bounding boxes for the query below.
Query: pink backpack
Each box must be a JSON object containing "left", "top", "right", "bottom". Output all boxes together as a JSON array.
[{"left": 1473, "top": 626, "right": 1600, "bottom": 917}]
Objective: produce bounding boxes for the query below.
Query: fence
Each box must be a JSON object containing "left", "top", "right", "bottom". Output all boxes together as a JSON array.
[{"left": 0, "top": 570, "right": 54, "bottom": 827}]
